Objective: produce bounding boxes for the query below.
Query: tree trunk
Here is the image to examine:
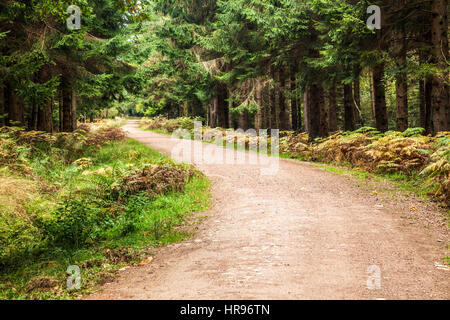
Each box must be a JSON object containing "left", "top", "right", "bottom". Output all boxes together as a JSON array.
[
  {"left": 370, "top": 64, "right": 388, "bottom": 132},
  {"left": 305, "top": 82, "right": 327, "bottom": 140},
  {"left": 217, "top": 84, "right": 228, "bottom": 128},
  {"left": 303, "top": 93, "right": 309, "bottom": 134},
  {"left": 255, "top": 85, "right": 263, "bottom": 130},
  {"left": 5, "top": 83, "right": 24, "bottom": 126},
  {"left": 210, "top": 95, "right": 218, "bottom": 127},
  {"left": 298, "top": 94, "right": 303, "bottom": 132},
  {"left": 430, "top": 0, "right": 449, "bottom": 133},
  {"left": 353, "top": 69, "right": 362, "bottom": 127},
  {"left": 262, "top": 85, "right": 269, "bottom": 129},
  {"left": 328, "top": 84, "right": 337, "bottom": 132},
  {"left": 268, "top": 84, "right": 274, "bottom": 129},
  {"left": 37, "top": 66, "right": 53, "bottom": 132},
  {"left": 277, "top": 68, "right": 290, "bottom": 130},
  {"left": 319, "top": 85, "right": 328, "bottom": 137},
  {"left": 4, "top": 84, "right": 9, "bottom": 126},
  {"left": 227, "top": 88, "right": 236, "bottom": 129},
  {"left": 58, "top": 90, "right": 63, "bottom": 132},
  {"left": 393, "top": 22, "right": 409, "bottom": 132},
  {"left": 291, "top": 73, "right": 299, "bottom": 131},
  {"left": 31, "top": 104, "right": 38, "bottom": 130},
  {"left": 395, "top": 72, "right": 408, "bottom": 132},
  {"left": 61, "top": 79, "right": 72, "bottom": 132},
  {"left": 425, "top": 77, "right": 433, "bottom": 134},
  {"left": 37, "top": 101, "right": 53, "bottom": 133},
  {"left": 370, "top": 70, "right": 376, "bottom": 122},
  {"left": 419, "top": 80, "right": 426, "bottom": 130},
  {"left": 71, "top": 89, "right": 77, "bottom": 131},
  {"left": 270, "top": 68, "right": 278, "bottom": 129},
  {"left": 0, "top": 85, "right": 4, "bottom": 127},
  {"left": 344, "top": 83, "right": 354, "bottom": 131},
  {"left": 238, "top": 110, "right": 248, "bottom": 130}
]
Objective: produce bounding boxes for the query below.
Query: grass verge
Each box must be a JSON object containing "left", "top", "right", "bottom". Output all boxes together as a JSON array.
[{"left": 0, "top": 137, "right": 210, "bottom": 300}]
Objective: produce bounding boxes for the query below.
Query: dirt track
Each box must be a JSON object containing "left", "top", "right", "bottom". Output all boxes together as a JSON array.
[{"left": 87, "top": 121, "right": 449, "bottom": 300}]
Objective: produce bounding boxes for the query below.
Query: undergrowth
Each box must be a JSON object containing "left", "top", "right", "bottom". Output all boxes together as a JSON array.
[
  {"left": 140, "top": 117, "right": 449, "bottom": 206},
  {"left": 0, "top": 122, "right": 210, "bottom": 299},
  {"left": 280, "top": 128, "right": 449, "bottom": 206}
]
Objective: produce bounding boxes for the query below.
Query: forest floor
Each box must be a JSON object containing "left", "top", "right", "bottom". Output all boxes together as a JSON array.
[{"left": 86, "top": 120, "right": 449, "bottom": 300}]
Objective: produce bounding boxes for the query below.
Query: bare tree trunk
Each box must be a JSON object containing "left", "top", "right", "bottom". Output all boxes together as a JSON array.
[
  {"left": 419, "top": 80, "right": 426, "bottom": 130},
  {"left": 31, "top": 104, "right": 38, "bottom": 130},
  {"left": 370, "top": 64, "right": 388, "bottom": 132},
  {"left": 238, "top": 110, "right": 248, "bottom": 130},
  {"left": 370, "top": 70, "right": 376, "bottom": 122},
  {"left": 353, "top": 69, "right": 362, "bottom": 127},
  {"left": 262, "top": 85, "right": 269, "bottom": 129},
  {"left": 210, "top": 95, "right": 218, "bottom": 127},
  {"left": 0, "top": 85, "right": 4, "bottom": 127},
  {"left": 71, "top": 89, "right": 77, "bottom": 130},
  {"left": 217, "top": 84, "right": 228, "bottom": 128},
  {"left": 395, "top": 72, "right": 408, "bottom": 131},
  {"left": 297, "top": 94, "right": 303, "bottom": 132},
  {"left": 4, "top": 84, "right": 10, "bottom": 126},
  {"left": 270, "top": 68, "right": 278, "bottom": 129},
  {"left": 328, "top": 84, "right": 337, "bottom": 132},
  {"left": 58, "top": 90, "right": 63, "bottom": 132},
  {"left": 37, "top": 66, "right": 53, "bottom": 132},
  {"left": 38, "top": 101, "right": 53, "bottom": 133},
  {"left": 6, "top": 83, "right": 24, "bottom": 127},
  {"left": 319, "top": 85, "right": 328, "bottom": 137},
  {"left": 418, "top": 17, "right": 433, "bottom": 134},
  {"left": 269, "top": 84, "right": 275, "bottom": 129},
  {"left": 303, "top": 93, "right": 309, "bottom": 134},
  {"left": 61, "top": 78, "right": 72, "bottom": 132},
  {"left": 393, "top": 22, "right": 409, "bottom": 131},
  {"left": 344, "top": 83, "right": 354, "bottom": 131},
  {"left": 277, "top": 68, "right": 290, "bottom": 130},
  {"left": 291, "top": 73, "right": 299, "bottom": 131},
  {"left": 255, "top": 85, "right": 263, "bottom": 130},
  {"left": 305, "top": 82, "right": 326, "bottom": 140},
  {"left": 430, "top": 0, "right": 449, "bottom": 133},
  {"left": 227, "top": 88, "right": 236, "bottom": 129},
  {"left": 425, "top": 78, "right": 433, "bottom": 134}
]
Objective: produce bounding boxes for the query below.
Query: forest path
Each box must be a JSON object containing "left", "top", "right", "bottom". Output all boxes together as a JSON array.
[{"left": 87, "top": 121, "right": 449, "bottom": 299}]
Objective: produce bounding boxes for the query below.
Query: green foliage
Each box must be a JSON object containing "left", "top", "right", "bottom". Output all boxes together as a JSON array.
[
  {"left": 40, "top": 198, "right": 100, "bottom": 249},
  {"left": 420, "top": 134, "right": 450, "bottom": 205},
  {"left": 140, "top": 116, "right": 198, "bottom": 132},
  {"left": 401, "top": 127, "right": 426, "bottom": 138},
  {"left": 0, "top": 0, "right": 148, "bottom": 123},
  {"left": 0, "top": 121, "right": 210, "bottom": 299}
]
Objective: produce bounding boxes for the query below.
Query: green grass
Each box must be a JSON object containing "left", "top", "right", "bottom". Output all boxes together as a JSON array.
[
  {"left": 312, "top": 162, "right": 434, "bottom": 200},
  {"left": 0, "top": 138, "right": 210, "bottom": 300}
]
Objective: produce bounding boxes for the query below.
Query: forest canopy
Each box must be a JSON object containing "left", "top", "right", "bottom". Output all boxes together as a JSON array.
[{"left": 0, "top": 0, "right": 448, "bottom": 139}]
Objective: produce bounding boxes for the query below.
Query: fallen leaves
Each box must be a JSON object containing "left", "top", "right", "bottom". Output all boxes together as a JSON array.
[{"left": 138, "top": 256, "right": 153, "bottom": 266}]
